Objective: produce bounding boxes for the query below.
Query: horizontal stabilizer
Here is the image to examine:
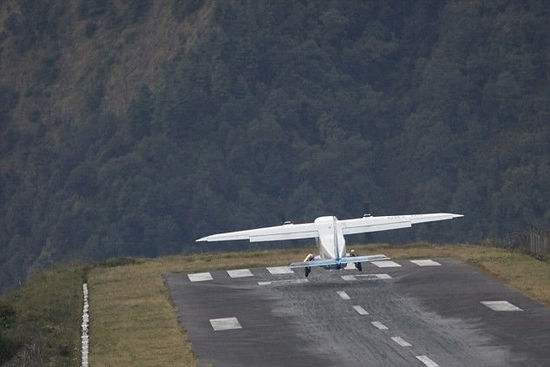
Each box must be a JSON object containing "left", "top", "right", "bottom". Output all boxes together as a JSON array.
[
  {"left": 338, "top": 254, "right": 389, "bottom": 263},
  {"left": 290, "top": 254, "right": 389, "bottom": 269},
  {"left": 290, "top": 259, "right": 339, "bottom": 269}
]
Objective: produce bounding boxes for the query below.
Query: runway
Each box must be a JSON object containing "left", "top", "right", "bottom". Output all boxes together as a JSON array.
[{"left": 165, "top": 258, "right": 550, "bottom": 366}]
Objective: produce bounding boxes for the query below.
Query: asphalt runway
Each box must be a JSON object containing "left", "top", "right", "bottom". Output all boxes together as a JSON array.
[{"left": 165, "top": 258, "right": 550, "bottom": 367}]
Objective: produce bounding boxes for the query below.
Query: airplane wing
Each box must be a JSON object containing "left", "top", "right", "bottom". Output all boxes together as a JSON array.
[
  {"left": 339, "top": 213, "right": 463, "bottom": 236},
  {"left": 289, "top": 254, "right": 389, "bottom": 268},
  {"left": 196, "top": 222, "right": 319, "bottom": 243}
]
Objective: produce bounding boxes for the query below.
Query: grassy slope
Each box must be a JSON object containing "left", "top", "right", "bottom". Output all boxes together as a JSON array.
[
  {"left": 88, "top": 243, "right": 550, "bottom": 367},
  {"left": 0, "top": 265, "right": 84, "bottom": 366}
]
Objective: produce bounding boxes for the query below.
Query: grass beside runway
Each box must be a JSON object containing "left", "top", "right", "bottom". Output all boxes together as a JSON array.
[
  {"left": 87, "top": 248, "right": 311, "bottom": 367},
  {"left": 87, "top": 243, "right": 550, "bottom": 367},
  {"left": 0, "top": 265, "right": 85, "bottom": 365}
]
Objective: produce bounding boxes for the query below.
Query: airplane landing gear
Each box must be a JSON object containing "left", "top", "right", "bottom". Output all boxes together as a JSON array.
[
  {"left": 350, "top": 249, "right": 362, "bottom": 271},
  {"left": 304, "top": 253, "right": 314, "bottom": 277}
]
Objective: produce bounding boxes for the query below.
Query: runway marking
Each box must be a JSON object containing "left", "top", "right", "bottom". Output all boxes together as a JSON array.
[
  {"left": 372, "top": 260, "right": 401, "bottom": 268},
  {"left": 341, "top": 275, "right": 357, "bottom": 281},
  {"left": 188, "top": 272, "right": 213, "bottom": 282},
  {"left": 342, "top": 274, "right": 392, "bottom": 281},
  {"left": 356, "top": 274, "right": 392, "bottom": 279},
  {"left": 227, "top": 269, "right": 253, "bottom": 278},
  {"left": 371, "top": 321, "right": 388, "bottom": 330},
  {"left": 410, "top": 259, "right": 441, "bottom": 267},
  {"left": 267, "top": 266, "right": 294, "bottom": 275},
  {"left": 209, "top": 317, "right": 242, "bottom": 331},
  {"left": 337, "top": 291, "right": 351, "bottom": 300},
  {"left": 352, "top": 305, "right": 369, "bottom": 315},
  {"left": 481, "top": 300, "right": 523, "bottom": 311},
  {"left": 391, "top": 336, "right": 411, "bottom": 347},
  {"left": 258, "top": 279, "right": 308, "bottom": 286},
  {"left": 416, "top": 355, "right": 439, "bottom": 367}
]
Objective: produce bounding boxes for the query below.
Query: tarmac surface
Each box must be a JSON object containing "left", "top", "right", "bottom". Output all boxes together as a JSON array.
[{"left": 165, "top": 258, "right": 550, "bottom": 367}]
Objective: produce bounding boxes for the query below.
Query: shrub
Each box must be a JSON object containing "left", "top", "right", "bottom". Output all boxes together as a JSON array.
[
  {"left": 0, "top": 301, "right": 15, "bottom": 330},
  {"left": 0, "top": 301, "right": 18, "bottom": 364}
]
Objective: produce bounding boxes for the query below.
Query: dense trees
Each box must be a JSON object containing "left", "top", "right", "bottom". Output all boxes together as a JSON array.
[{"left": 0, "top": 0, "right": 548, "bottom": 292}]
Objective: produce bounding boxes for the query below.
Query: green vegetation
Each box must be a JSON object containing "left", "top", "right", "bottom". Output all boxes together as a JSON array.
[
  {"left": 87, "top": 243, "right": 550, "bottom": 367},
  {"left": 0, "top": 265, "right": 84, "bottom": 366},
  {"left": 0, "top": 301, "right": 18, "bottom": 364},
  {"left": 0, "top": 1, "right": 548, "bottom": 295}
]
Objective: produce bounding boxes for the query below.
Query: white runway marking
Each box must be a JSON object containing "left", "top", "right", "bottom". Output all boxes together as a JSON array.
[
  {"left": 410, "top": 259, "right": 441, "bottom": 267},
  {"left": 267, "top": 266, "right": 294, "bottom": 274},
  {"left": 371, "top": 321, "right": 388, "bottom": 330},
  {"left": 188, "top": 272, "right": 213, "bottom": 282},
  {"left": 341, "top": 275, "right": 357, "bottom": 281},
  {"left": 356, "top": 274, "right": 392, "bottom": 280},
  {"left": 372, "top": 260, "right": 401, "bottom": 268},
  {"left": 416, "top": 355, "right": 439, "bottom": 367},
  {"left": 342, "top": 273, "right": 392, "bottom": 281},
  {"left": 258, "top": 279, "right": 308, "bottom": 286},
  {"left": 481, "top": 300, "right": 523, "bottom": 311},
  {"left": 352, "top": 305, "right": 369, "bottom": 315},
  {"left": 337, "top": 291, "right": 351, "bottom": 300},
  {"left": 210, "top": 317, "right": 242, "bottom": 331},
  {"left": 391, "top": 336, "right": 411, "bottom": 347},
  {"left": 227, "top": 269, "right": 253, "bottom": 278}
]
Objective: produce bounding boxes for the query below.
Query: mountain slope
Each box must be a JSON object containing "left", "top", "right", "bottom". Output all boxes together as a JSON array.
[{"left": 0, "top": 0, "right": 548, "bottom": 292}]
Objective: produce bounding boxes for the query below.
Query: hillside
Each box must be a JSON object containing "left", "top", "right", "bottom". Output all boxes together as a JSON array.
[
  {"left": 1, "top": 243, "right": 549, "bottom": 365},
  {"left": 0, "top": 0, "right": 549, "bottom": 292}
]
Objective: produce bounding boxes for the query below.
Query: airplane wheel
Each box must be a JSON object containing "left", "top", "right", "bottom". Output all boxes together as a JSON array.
[
  {"left": 350, "top": 249, "right": 362, "bottom": 271},
  {"left": 303, "top": 253, "right": 314, "bottom": 277}
]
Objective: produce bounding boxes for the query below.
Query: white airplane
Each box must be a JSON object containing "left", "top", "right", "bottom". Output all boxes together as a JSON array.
[{"left": 197, "top": 213, "right": 463, "bottom": 277}]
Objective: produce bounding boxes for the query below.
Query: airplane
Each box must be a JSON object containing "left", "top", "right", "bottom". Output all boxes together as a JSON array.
[{"left": 196, "top": 213, "right": 463, "bottom": 277}]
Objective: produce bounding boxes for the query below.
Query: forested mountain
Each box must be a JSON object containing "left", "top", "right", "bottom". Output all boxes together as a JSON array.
[{"left": 0, "top": 0, "right": 548, "bottom": 292}]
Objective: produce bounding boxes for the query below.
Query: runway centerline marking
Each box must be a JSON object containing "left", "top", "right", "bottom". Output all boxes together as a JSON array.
[
  {"left": 356, "top": 274, "right": 392, "bottom": 279},
  {"left": 258, "top": 279, "right": 308, "bottom": 286},
  {"left": 267, "top": 266, "right": 294, "bottom": 275},
  {"left": 227, "top": 269, "right": 253, "bottom": 278},
  {"left": 352, "top": 305, "right": 369, "bottom": 315},
  {"left": 391, "top": 336, "right": 412, "bottom": 347},
  {"left": 188, "top": 272, "right": 213, "bottom": 282},
  {"left": 341, "top": 275, "right": 357, "bottom": 281},
  {"left": 410, "top": 259, "right": 441, "bottom": 267},
  {"left": 416, "top": 355, "right": 439, "bottom": 367},
  {"left": 481, "top": 300, "right": 523, "bottom": 311},
  {"left": 342, "top": 273, "right": 392, "bottom": 281},
  {"left": 372, "top": 260, "right": 401, "bottom": 268},
  {"left": 337, "top": 291, "right": 351, "bottom": 300},
  {"left": 371, "top": 321, "right": 388, "bottom": 330},
  {"left": 209, "top": 317, "right": 242, "bottom": 331}
]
